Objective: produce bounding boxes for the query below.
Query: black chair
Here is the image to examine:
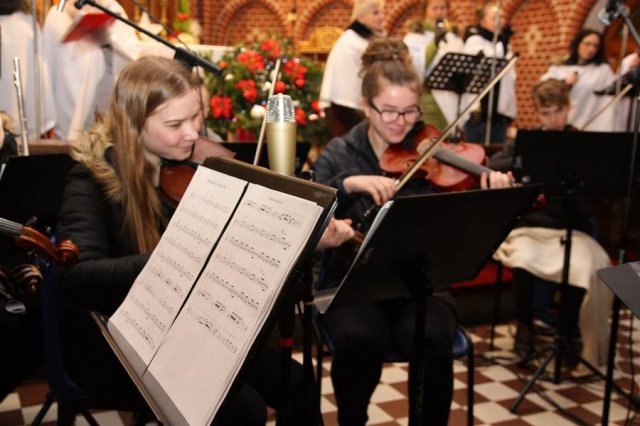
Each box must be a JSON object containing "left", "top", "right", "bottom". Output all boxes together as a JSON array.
[{"left": 313, "top": 311, "right": 475, "bottom": 426}]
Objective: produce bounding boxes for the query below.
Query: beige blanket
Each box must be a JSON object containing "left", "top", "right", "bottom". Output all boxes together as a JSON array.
[{"left": 494, "top": 227, "right": 613, "bottom": 366}]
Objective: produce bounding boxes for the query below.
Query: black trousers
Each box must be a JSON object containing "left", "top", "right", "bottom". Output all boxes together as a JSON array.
[
  {"left": 322, "top": 296, "right": 457, "bottom": 426},
  {"left": 513, "top": 267, "right": 585, "bottom": 336}
]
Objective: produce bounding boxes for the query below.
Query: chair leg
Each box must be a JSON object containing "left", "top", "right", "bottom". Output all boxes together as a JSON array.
[
  {"left": 31, "top": 393, "right": 55, "bottom": 425},
  {"left": 490, "top": 262, "right": 505, "bottom": 351},
  {"left": 56, "top": 402, "right": 78, "bottom": 426},
  {"left": 79, "top": 408, "right": 100, "bottom": 426},
  {"left": 466, "top": 340, "right": 475, "bottom": 426}
]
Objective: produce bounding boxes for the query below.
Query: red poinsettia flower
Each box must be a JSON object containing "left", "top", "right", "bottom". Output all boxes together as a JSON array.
[
  {"left": 235, "top": 79, "right": 258, "bottom": 103},
  {"left": 236, "top": 50, "right": 265, "bottom": 72},
  {"left": 294, "top": 108, "right": 307, "bottom": 126},
  {"left": 274, "top": 80, "right": 287, "bottom": 94},
  {"left": 260, "top": 39, "right": 282, "bottom": 59},
  {"left": 283, "top": 60, "right": 309, "bottom": 81},
  {"left": 311, "top": 100, "right": 320, "bottom": 113},
  {"left": 210, "top": 96, "right": 232, "bottom": 119}
]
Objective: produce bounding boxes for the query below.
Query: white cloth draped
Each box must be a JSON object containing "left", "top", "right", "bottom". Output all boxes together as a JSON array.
[{"left": 494, "top": 227, "right": 613, "bottom": 366}]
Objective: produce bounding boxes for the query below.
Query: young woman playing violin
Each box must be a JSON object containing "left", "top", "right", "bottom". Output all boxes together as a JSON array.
[
  {"left": 313, "top": 38, "right": 512, "bottom": 426},
  {"left": 55, "top": 56, "right": 352, "bottom": 424}
]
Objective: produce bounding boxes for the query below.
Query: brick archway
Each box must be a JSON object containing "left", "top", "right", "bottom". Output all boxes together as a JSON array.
[
  {"left": 294, "top": 0, "right": 353, "bottom": 42},
  {"left": 213, "top": 0, "right": 290, "bottom": 45}
]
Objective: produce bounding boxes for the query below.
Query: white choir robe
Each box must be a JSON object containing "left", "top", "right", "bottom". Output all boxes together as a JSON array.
[
  {"left": 404, "top": 30, "right": 465, "bottom": 127},
  {"left": 541, "top": 63, "right": 617, "bottom": 132},
  {"left": 319, "top": 28, "right": 369, "bottom": 111},
  {"left": 0, "top": 12, "right": 56, "bottom": 139},
  {"left": 615, "top": 53, "right": 639, "bottom": 132},
  {"left": 461, "top": 34, "right": 517, "bottom": 123},
  {"left": 43, "top": 2, "right": 138, "bottom": 141}
]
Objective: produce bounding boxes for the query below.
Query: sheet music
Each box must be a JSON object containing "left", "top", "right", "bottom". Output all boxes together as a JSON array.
[
  {"left": 145, "top": 183, "right": 322, "bottom": 426},
  {"left": 108, "top": 166, "right": 247, "bottom": 372}
]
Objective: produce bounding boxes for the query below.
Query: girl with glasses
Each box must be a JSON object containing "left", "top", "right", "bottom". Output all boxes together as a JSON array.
[{"left": 312, "top": 37, "right": 511, "bottom": 425}]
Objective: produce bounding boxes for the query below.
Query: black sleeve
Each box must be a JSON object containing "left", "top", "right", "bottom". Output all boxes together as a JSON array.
[{"left": 56, "top": 166, "right": 150, "bottom": 314}]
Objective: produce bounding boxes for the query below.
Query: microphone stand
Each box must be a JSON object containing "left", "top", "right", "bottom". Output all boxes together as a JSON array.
[
  {"left": 484, "top": 1, "right": 501, "bottom": 146},
  {"left": 31, "top": 0, "right": 42, "bottom": 138},
  {"left": 72, "top": 0, "right": 221, "bottom": 76},
  {"left": 601, "top": 2, "right": 640, "bottom": 424}
]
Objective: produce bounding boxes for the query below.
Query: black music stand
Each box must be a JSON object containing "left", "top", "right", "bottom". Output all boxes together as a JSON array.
[
  {"left": 424, "top": 52, "right": 508, "bottom": 139},
  {"left": 315, "top": 185, "right": 540, "bottom": 425},
  {"left": 509, "top": 130, "right": 635, "bottom": 415}
]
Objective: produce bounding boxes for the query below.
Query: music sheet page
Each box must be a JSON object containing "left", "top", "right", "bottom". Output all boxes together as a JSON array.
[
  {"left": 108, "top": 166, "right": 247, "bottom": 373},
  {"left": 145, "top": 183, "right": 322, "bottom": 426}
]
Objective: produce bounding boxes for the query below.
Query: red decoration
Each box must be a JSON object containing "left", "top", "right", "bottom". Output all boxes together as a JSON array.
[{"left": 210, "top": 96, "right": 232, "bottom": 119}]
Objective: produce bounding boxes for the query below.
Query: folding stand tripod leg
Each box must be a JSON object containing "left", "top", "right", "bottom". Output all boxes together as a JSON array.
[{"left": 511, "top": 197, "right": 578, "bottom": 412}]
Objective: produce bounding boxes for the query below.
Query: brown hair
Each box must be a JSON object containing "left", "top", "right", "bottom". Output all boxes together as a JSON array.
[
  {"left": 72, "top": 56, "right": 201, "bottom": 253},
  {"left": 532, "top": 78, "right": 570, "bottom": 109},
  {"left": 360, "top": 37, "right": 421, "bottom": 103}
]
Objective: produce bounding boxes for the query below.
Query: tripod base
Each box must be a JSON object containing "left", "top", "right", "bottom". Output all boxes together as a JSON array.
[{"left": 510, "top": 342, "right": 634, "bottom": 415}]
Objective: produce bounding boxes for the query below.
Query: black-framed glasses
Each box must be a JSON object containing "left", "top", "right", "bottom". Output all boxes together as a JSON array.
[{"left": 369, "top": 102, "right": 422, "bottom": 124}]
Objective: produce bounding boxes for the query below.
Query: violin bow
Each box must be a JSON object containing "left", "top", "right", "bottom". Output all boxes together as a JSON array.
[
  {"left": 580, "top": 83, "right": 634, "bottom": 131},
  {"left": 395, "top": 54, "right": 519, "bottom": 192},
  {"left": 253, "top": 58, "right": 282, "bottom": 166}
]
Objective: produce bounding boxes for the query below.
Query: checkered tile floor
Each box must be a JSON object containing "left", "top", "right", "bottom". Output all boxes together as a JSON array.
[{"left": 2, "top": 315, "right": 640, "bottom": 425}]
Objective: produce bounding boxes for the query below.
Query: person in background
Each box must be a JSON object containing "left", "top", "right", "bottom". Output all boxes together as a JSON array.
[
  {"left": 489, "top": 78, "right": 574, "bottom": 171},
  {"left": 313, "top": 37, "right": 512, "bottom": 425},
  {"left": 43, "top": 0, "right": 138, "bottom": 141},
  {"left": 0, "top": 0, "right": 56, "bottom": 139},
  {"left": 55, "top": 56, "right": 353, "bottom": 424},
  {"left": 319, "top": 0, "right": 385, "bottom": 138},
  {"left": 462, "top": 1, "right": 516, "bottom": 143},
  {"left": 540, "top": 29, "right": 616, "bottom": 132},
  {"left": 403, "top": 0, "right": 463, "bottom": 131},
  {"left": 492, "top": 78, "right": 612, "bottom": 368}
]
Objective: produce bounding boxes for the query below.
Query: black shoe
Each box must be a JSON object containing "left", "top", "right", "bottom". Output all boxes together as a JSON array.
[{"left": 514, "top": 323, "right": 534, "bottom": 361}]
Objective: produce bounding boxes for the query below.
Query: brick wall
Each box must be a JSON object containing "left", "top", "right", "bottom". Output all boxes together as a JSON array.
[{"left": 194, "top": 0, "right": 601, "bottom": 129}]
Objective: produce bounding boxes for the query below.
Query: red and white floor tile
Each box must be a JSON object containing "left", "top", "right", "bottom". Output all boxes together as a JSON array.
[{"left": 2, "top": 315, "right": 640, "bottom": 425}]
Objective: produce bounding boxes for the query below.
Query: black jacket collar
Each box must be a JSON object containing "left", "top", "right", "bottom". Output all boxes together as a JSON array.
[{"left": 348, "top": 20, "right": 374, "bottom": 39}]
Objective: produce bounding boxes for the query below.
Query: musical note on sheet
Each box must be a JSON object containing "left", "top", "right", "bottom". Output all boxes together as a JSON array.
[
  {"left": 146, "top": 182, "right": 323, "bottom": 426},
  {"left": 108, "top": 166, "right": 247, "bottom": 372}
]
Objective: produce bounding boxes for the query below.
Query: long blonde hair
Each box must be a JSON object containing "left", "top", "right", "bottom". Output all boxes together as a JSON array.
[{"left": 72, "top": 56, "right": 201, "bottom": 253}]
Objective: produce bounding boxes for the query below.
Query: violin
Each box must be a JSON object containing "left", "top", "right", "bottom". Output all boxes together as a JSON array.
[
  {"left": 379, "top": 123, "right": 493, "bottom": 191},
  {"left": 0, "top": 218, "right": 78, "bottom": 266},
  {"left": 159, "top": 161, "right": 197, "bottom": 209},
  {"left": 0, "top": 217, "right": 78, "bottom": 314}
]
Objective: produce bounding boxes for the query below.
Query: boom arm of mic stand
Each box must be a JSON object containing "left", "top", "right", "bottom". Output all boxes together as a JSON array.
[{"left": 72, "top": 0, "right": 221, "bottom": 76}]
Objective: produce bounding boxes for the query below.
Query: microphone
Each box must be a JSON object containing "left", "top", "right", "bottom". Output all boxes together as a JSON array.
[
  {"left": 265, "top": 94, "right": 297, "bottom": 176},
  {"left": 434, "top": 18, "right": 446, "bottom": 45},
  {"left": 598, "top": 0, "right": 623, "bottom": 25}
]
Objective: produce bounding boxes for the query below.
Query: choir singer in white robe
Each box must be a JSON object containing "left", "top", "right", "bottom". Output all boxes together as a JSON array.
[{"left": 43, "top": 0, "right": 139, "bottom": 141}]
